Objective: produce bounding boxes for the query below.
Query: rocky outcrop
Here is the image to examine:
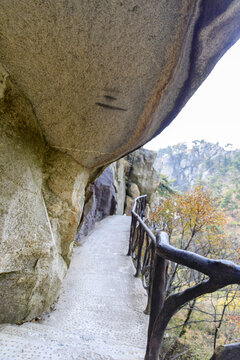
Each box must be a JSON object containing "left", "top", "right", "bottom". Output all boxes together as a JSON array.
[
  {"left": 126, "top": 149, "right": 160, "bottom": 198},
  {"left": 1, "top": 1, "right": 240, "bottom": 168},
  {"left": 128, "top": 183, "right": 141, "bottom": 199},
  {"left": 43, "top": 149, "right": 89, "bottom": 265},
  {"left": 125, "top": 149, "right": 163, "bottom": 214},
  {"left": 75, "top": 167, "right": 117, "bottom": 242},
  {"left": 0, "top": 1, "right": 240, "bottom": 323},
  {"left": 77, "top": 148, "right": 166, "bottom": 239},
  {"left": 75, "top": 159, "right": 126, "bottom": 242},
  {"left": 154, "top": 141, "right": 239, "bottom": 191},
  {"left": 0, "top": 67, "right": 89, "bottom": 323},
  {"left": 111, "top": 160, "right": 126, "bottom": 216},
  {"left": 76, "top": 148, "right": 163, "bottom": 227}
]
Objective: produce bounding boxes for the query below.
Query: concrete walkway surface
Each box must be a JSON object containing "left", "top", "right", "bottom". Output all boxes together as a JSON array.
[{"left": 0, "top": 216, "right": 149, "bottom": 359}]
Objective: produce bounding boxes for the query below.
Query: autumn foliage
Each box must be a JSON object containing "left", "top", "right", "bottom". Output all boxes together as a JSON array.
[
  {"left": 150, "top": 185, "right": 227, "bottom": 256},
  {"left": 148, "top": 185, "right": 240, "bottom": 358}
]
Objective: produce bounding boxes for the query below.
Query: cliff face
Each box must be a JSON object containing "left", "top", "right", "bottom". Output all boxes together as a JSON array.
[
  {"left": 126, "top": 149, "right": 160, "bottom": 198},
  {"left": 154, "top": 141, "right": 240, "bottom": 192},
  {"left": 0, "top": 67, "right": 90, "bottom": 323},
  {"left": 75, "top": 160, "right": 126, "bottom": 242},
  {"left": 76, "top": 149, "right": 164, "bottom": 239},
  {"left": 125, "top": 149, "right": 165, "bottom": 214},
  {"left": 0, "top": 1, "right": 240, "bottom": 323},
  {"left": 154, "top": 141, "right": 240, "bottom": 254}
]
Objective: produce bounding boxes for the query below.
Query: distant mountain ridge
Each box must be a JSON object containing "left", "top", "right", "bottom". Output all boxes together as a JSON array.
[{"left": 154, "top": 140, "right": 240, "bottom": 198}]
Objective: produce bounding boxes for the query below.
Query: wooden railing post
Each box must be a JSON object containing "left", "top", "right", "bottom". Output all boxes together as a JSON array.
[
  {"left": 134, "top": 225, "right": 144, "bottom": 277},
  {"left": 145, "top": 232, "right": 169, "bottom": 360},
  {"left": 128, "top": 196, "right": 240, "bottom": 360},
  {"left": 127, "top": 214, "right": 136, "bottom": 256},
  {"left": 210, "top": 343, "right": 240, "bottom": 359}
]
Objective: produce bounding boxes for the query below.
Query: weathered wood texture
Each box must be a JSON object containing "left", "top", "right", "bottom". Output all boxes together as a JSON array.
[
  {"left": 129, "top": 196, "right": 240, "bottom": 360},
  {"left": 146, "top": 234, "right": 240, "bottom": 359},
  {"left": 210, "top": 343, "right": 240, "bottom": 360}
]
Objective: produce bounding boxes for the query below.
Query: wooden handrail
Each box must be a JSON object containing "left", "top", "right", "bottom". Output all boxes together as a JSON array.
[
  {"left": 128, "top": 195, "right": 240, "bottom": 360},
  {"left": 127, "top": 195, "right": 156, "bottom": 312}
]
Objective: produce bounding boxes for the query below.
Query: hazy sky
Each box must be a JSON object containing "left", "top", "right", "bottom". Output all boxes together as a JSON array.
[{"left": 144, "top": 39, "right": 240, "bottom": 151}]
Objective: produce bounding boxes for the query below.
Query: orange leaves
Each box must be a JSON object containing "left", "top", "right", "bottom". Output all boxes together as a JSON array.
[
  {"left": 227, "top": 314, "right": 240, "bottom": 339},
  {"left": 150, "top": 195, "right": 179, "bottom": 238},
  {"left": 150, "top": 185, "right": 227, "bottom": 255},
  {"left": 228, "top": 315, "right": 240, "bottom": 326},
  {"left": 177, "top": 185, "right": 226, "bottom": 249}
]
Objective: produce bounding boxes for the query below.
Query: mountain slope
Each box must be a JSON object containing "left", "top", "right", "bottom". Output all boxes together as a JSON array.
[
  {"left": 154, "top": 140, "right": 240, "bottom": 245},
  {"left": 154, "top": 140, "right": 240, "bottom": 196}
]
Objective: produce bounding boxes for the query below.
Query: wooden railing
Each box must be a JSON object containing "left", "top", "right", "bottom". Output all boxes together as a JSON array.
[
  {"left": 127, "top": 195, "right": 156, "bottom": 314},
  {"left": 128, "top": 195, "right": 240, "bottom": 360}
]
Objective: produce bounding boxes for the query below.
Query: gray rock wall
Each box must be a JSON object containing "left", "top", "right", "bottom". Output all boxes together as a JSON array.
[
  {"left": 43, "top": 149, "right": 89, "bottom": 265},
  {"left": 111, "top": 160, "right": 126, "bottom": 216},
  {"left": 75, "top": 159, "right": 126, "bottom": 242},
  {"left": 126, "top": 149, "right": 160, "bottom": 199},
  {"left": 125, "top": 149, "right": 163, "bottom": 215},
  {"left": 0, "top": 66, "right": 89, "bottom": 323}
]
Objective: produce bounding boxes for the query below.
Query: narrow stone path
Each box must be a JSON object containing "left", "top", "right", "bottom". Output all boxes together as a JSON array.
[{"left": 0, "top": 216, "right": 149, "bottom": 359}]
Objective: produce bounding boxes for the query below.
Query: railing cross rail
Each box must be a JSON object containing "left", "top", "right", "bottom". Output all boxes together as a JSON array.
[{"left": 128, "top": 195, "right": 240, "bottom": 360}]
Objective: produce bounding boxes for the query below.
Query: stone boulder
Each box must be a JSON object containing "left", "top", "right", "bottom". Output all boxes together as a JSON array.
[
  {"left": 0, "top": 67, "right": 90, "bottom": 323},
  {"left": 126, "top": 149, "right": 161, "bottom": 199},
  {"left": 128, "top": 183, "right": 141, "bottom": 199},
  {"left": 124, "top": 149, "right": 165, "bottom": 215},
  {"left": 124, "top": 182, "right": 140, "bottom": 215},
  {"left": 125, "top": 196, "right": 135, "bottom": 217}
]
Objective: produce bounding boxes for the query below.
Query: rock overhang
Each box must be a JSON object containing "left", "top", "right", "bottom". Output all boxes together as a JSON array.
[{"left": 0, "top": 1, "right": 240, "bottom": 170}]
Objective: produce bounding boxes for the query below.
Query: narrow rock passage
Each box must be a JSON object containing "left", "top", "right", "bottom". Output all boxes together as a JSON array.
[{"left": 0, "top": 216, "right": 149, "bottom": 360}]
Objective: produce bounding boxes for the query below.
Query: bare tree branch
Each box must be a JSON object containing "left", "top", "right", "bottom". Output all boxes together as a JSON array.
[{"left": 145, "top": 232, "right": 240, "bottom": 360}]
